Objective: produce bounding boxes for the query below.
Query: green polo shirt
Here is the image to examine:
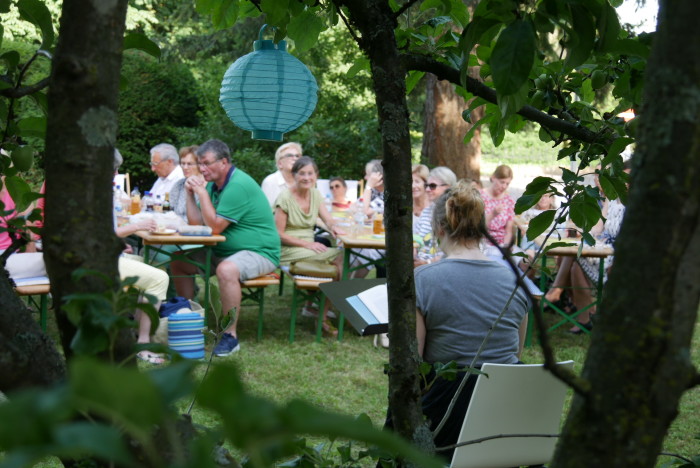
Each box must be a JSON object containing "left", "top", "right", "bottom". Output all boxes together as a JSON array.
[{"left": 208, "top": 167, "right": 280, "bottom": 266}]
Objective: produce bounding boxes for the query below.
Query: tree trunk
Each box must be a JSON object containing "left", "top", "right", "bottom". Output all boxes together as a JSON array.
[
  {"left": 338, "top": 0, "right": 435, "bottom": 457},
  {"left": 0, "top": 269, "right": 66, "bottom": 392},
  {"left": 43, "top": 0, "right": 131, "bottom": 360},
  {"left": 551, "top": 0, "right": 700, "bottom": 466},
  {"left": 422, "top": 73, "right": 483, "bottom": 182}
]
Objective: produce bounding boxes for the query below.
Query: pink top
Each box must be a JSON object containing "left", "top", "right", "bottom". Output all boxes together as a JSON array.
[
  {"left": 480, "top": 188, "right": 515, "bottom": 246},
  {"left": 0, "top": 189, "right": 17, "bottom": 250}
]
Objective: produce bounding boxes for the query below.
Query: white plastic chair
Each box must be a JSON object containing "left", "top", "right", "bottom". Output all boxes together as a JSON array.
[
  {"left": 113, "top": 173, "right": 130, "bottom": 195},
  {"left": 450, "top": 361, "right": 574, "bottom": 468}
]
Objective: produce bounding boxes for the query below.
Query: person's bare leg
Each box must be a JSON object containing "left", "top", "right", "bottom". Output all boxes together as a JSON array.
[
  {"left": 544, "top": 256, "right": 574, "bottom": 303},
  {"left": 216, "top": 260, "right": 242, "bottom": 336},
  {"left": 171, "top": 259, "right": 197, "bottom": 299},
  {"left": 569, "top": 262, "right": 595, "bottom": 332},
  {"left": 135, "top": 301, "right": 164, "bottom": 362}
]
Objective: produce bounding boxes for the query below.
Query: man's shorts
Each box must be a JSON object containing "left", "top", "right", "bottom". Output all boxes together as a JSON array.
[{"left": 186, "top": 249, "right": 276, "bottom": 282}]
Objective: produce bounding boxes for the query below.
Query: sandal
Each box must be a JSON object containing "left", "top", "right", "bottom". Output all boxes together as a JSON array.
[{"left": 137, "top": 351, "right": 166, "bottom": 365}]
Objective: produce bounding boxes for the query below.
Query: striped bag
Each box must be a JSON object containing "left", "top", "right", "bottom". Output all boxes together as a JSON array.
[{"left": 168, "top": 311, "right": 205, "bottom": 359}]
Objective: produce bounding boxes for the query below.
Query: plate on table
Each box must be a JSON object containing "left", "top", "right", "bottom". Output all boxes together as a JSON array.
[{"left": 154, "top": 228, "right": 177, "bottom": 235}]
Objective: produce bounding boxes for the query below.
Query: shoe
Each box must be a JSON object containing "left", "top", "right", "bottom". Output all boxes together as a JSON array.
[
  {"left": 136, "top": 351, "right": 166, "bottom": 365},
  {"left": 568, "top": 321, "right": 593, "bottom": 335},
  {"left": 379, "top": 333, "right": 389, "bottom": 348},
  {"left": 213, "top": 333, "right": 240, "bottom": 356}
]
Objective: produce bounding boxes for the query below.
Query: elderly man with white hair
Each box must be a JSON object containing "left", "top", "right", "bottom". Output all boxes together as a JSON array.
[{"left": 148, "top": 143, "right": 184, "bottom": 200}]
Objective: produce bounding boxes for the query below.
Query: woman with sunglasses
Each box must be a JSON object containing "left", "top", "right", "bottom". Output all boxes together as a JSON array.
[
  {"left": 411, "top": 164, "right": 430, "bottom": 229},
  {"left": 414, "top": 166, "right": 457, "bottom": 266},
  {"left": 329, "top": 176, "right": 352, "bottom": 211}
]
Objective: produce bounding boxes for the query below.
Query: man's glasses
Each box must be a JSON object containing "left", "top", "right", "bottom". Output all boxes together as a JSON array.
[
  {"left": 197, "top": 158, "right": 222, "bottom": 168},
  {"left": 281, "top": 153, "right": 301, "bottom": 159},
  {"left": 330, "top": 184, "right": 343, "bottom": 190},
  {"left": 425, "top": 183, "right": 448, "bottom": 190},
  {"left": 150, "top": 160, "right": 167, "bottom": 167}
]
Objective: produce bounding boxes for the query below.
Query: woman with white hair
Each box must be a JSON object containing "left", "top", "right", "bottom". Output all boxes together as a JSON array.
[{"left": 413, "top": 166, "right": 458, "bottom": 266}]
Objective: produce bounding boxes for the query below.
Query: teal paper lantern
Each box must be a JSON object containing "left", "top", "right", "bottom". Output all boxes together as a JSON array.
[{"left": 220, "top": 26, "right": 319, "bottom": 141}]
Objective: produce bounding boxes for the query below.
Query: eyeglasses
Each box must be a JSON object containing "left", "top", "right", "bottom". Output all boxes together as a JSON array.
[
  {"left": 425, "top": 183, "right": 448, "bottom": 190},
  {"left": 330, "top": 184, "right": 343, "bottom": 190},
  {"left": 281, "top": 153, "right": 301, "bottom": 159},
  {"left": 197, "top": 158, "right": 223, "bottom": 168},
  {"left": 150, "top": 159, "right": 167, "bottom": 167}
]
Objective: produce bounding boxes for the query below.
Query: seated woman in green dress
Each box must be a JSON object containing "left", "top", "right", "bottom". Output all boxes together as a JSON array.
[{"left": 274, "top": 156, "right": 345, "bottom": 334}]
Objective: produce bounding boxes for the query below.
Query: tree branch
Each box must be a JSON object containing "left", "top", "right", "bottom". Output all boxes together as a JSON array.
[
  {"left": 437, "top": 432, "right": 560, "bottom": 452},
  {"left": 0, "top": 78, "right": 50, "bottom": 99},
  {"left": 399, "top": 53, "right": 613, "bottom": 147},
  {"left": 394, "top": 0, "right": 421, "bottom": 19}
]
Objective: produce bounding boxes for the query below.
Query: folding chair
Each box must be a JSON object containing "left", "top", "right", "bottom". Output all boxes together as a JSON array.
[{"left": 450, "top": 361, "right": 574, "bottom": 468}]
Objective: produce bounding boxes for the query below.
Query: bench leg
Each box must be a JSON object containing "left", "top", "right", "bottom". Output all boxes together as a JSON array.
[
  {"left": 315, "top": 294, "right": 325, "bottom": 343},
  {"left": 337, "top": 311, "right": 344, "bottom": 342},
  {"left": 290, "top": 288, "right": 300, "bottom": 343},
  {"left": 257, "top": 289, "right": 265, "bottom": 342},
  {"left": 40, "top": 294, "right": 48, "bottom": 332}
]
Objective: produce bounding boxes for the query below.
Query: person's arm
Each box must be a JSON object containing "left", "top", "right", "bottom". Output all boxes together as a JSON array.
[
  {"left": 502, "top": 218, "right": 515, "bottom": 246},
  {"left": 187, "top": 176, "right": 229, "bottom": 234},
  {"left": 274, "top": 206, "right": 328, "bottom": 253},
  {"left": 318, "top": 201, "right": 345, "bottom": 237},
  {"left": 116, "top": 218, "right": 157, "bottom": 238},
  {"left": 416, "top": 309, "right": 426, "bottom": 358}
]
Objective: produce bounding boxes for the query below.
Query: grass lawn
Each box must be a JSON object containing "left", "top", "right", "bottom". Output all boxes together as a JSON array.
[{"left": 28, "top": 274, "right": 700, "bottom": 467}]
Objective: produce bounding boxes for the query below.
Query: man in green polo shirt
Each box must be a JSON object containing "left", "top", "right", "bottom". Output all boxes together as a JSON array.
[{"left": 171, "top": 139, "right": 280, "bottom": 356}]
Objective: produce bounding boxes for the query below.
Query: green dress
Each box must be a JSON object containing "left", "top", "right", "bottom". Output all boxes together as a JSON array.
[{"left": 276, "top": 188, "right": 340, "bottom": 265}]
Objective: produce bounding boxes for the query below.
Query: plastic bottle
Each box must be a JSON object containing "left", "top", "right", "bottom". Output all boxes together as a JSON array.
[
  {"left": 113, "top": 185, "right": 123, "bottom": 213},
  {"left": 142, "top": 191, "right": 154, "bottom": 212},
  {"left": 353, "top": 198, "right": 365, "bottom": 226},
  {"left": 154, "top": 194, "right": 163, "bottom": 213},
  {"left": 130, "top": 187, "right": 141, "bottom": 215}
]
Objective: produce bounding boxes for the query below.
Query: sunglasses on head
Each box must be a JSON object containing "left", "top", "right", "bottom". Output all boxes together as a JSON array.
[{"left": 425, "top": 183, "right": 448, "bottom": 190}]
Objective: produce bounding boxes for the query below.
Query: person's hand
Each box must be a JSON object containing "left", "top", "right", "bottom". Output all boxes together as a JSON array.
[
  {"left": 135, "top": 219, "right": 157, "bottom": 232},
  {"left": 307, "top": 241, "right": 328, "bottom": 253},
  {"left": 366, "top": 171, "right": 383, "bottom": 189},
  {"left": 491, "top": 205, "right": 502, "bottom": 217},
  {"left": 331, "top": 225, "right": 346, "bottom": 237},
  {"left": 123, "top": 244, "right": 134, "bottom": 254},
  {"left": 185, "top": 175, "right": 207, "bottom": 194},
  {"left": 414, "top": 258, "right": 428, "bottom": 268}
]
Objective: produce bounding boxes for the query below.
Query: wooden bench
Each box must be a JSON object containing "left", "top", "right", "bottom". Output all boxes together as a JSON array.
[
  {"left": 15, "top": 284, "right": 51, "bottom": 331},
  {"left": 240, "top": 274, "right": 280, "bottom": 341}
]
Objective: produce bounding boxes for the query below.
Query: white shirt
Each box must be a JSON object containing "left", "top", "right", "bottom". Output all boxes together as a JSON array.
[
  {"left": 261, "top": 170, "right": 289, "bottom": 208},
  {"left": 149, "top": 165, "right": 184, "bottom": 200}
]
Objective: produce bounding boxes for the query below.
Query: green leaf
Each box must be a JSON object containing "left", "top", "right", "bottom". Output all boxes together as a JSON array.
[
  {"left": 123, "top": 33, "right": 161, "bottom": 59},
  {"left": 4, "top": 176, "right": 32, "bottom": 212},
  {"left": 448, "top": 0, "right": 469, "bottom": 28},
  {"left": 526, "top": 210, "right": 556, "bottom": 240},
  {"left": 598, "top": 172, "right": 618, "bottom": 200},
  {"left": 459, "top": 18, "right": 500, "bottom": 57},
  {"left": 287, "top": 10, "right": 325, "bottom": 53},
  {"left": 601, "top": 136, "right": 633, "bottom": 166},
  {"left": 610, "top": 38, "right": 650, "bottom": 58},
  {"left": 260, "top": 0, "right": 290, "bottom": 27},
  {"left": 70, "top": 358, "right": 164, "bottom": 431},
  {"left": 596, "top": 3, "right": 621, "bottom": 52},
  {"left": 17, "top": 0, "right": 55, "bottom": 49},
  {"left": 11, "top": 145, "right": 34, "bottom": 172},
  {"left": 406, "top": 71, "right": 425, "bottom": 94},
  {"left": 347, "top": 56, "right": 370, "bottom": 78},
  {"left": 53, "top": 423, "right": 133, "bottom": 465},
  {"left": 496, "top": 81, "right": 528, "bottom": 120},
  {"left": 564, "top": 6, "right": 595, "bottom": 70},
  {"left": 490, "top": 19, "right": 536, "bottom": 95},
  {"left": 1, "top": 50, "right": 20, "bottom": 70},
  {"left": 197, "top": 0, "right": 240, "bottom": 29},
  {"left": 525, "top": 176, "right": 557, "bottom": 194},
  {"left": 569, "top": 193, "right": 601, "bottom": 232},
  {"left": 17, "top": 116, "right": 46, "bottom": 139}
]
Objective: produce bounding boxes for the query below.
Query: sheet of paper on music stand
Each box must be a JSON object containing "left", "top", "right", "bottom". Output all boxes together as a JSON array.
[{"left": 355, "top": 283, "right": 388, "bottom": 323}]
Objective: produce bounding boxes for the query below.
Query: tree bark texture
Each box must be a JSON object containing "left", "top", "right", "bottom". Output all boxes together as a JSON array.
[
  {"left": 0, "top": 270, "right": 66, "bottom": 393},
  {"left": 337, "top": 0, "right": 435, "bottom": 457},
  {"left": 422, "top": 73, "right": 483, "bottom": 182},
  {"left": 552, "top": 1, "right": 700, "bottom": 466},
  {"left": 43, "top": 0, "right": 131, "bottom": 359}
]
